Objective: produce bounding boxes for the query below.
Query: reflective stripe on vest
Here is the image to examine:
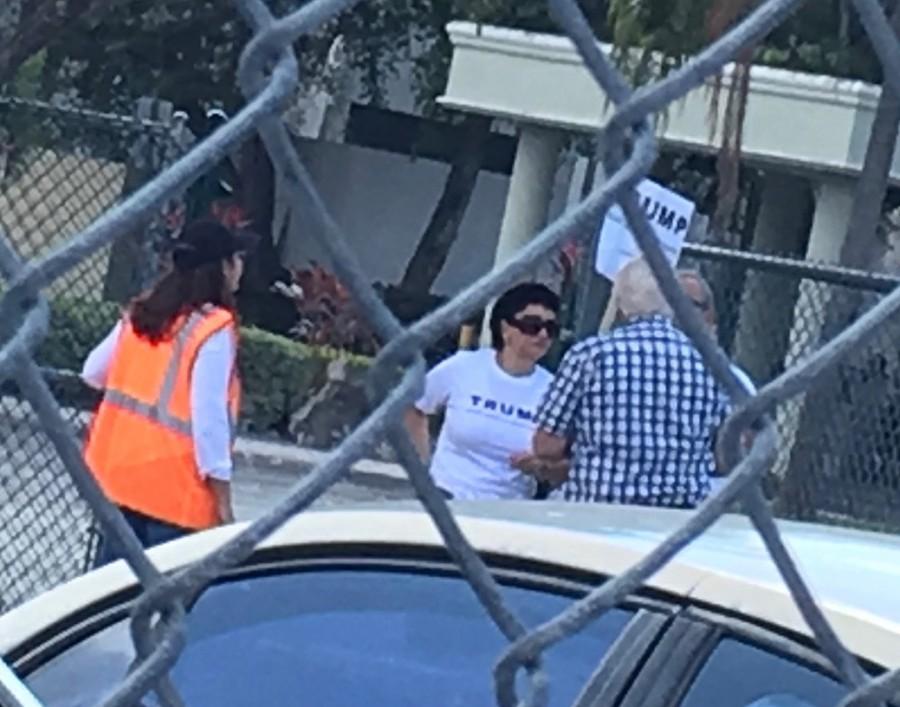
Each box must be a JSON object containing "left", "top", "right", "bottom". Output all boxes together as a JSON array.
[{"left": 101, "top": 311, "right": 237, "bottom": 438}]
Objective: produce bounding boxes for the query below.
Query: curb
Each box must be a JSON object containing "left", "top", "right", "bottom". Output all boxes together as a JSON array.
[
  {"left": 234, "top": 438, "right": 408, "bottom": 483},
  {"left": 2, "top": 395, "right": 409, "bottom": 484}
]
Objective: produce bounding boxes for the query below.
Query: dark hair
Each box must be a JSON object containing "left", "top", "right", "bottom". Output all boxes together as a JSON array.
[
  {"left": 129, "top": 260, "right": 236, "bottom": 343},
  {"left": 490, "top": 282, "right": 560, "bottom": 350}
]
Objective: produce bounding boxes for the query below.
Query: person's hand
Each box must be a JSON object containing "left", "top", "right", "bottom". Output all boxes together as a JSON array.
[
  {"left": 509, "top": 451, "right": 542, "bottom": 475},
  {"left": 218, "top": 503, "right": 235, "bottom": 525},
  {"left": 510, "top": 452, "right": 569, "bottom": 486}
]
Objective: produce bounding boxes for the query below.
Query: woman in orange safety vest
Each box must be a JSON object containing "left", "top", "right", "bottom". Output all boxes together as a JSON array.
[{"left": 81, "top": 219, "right": 258, "bottom": 566}]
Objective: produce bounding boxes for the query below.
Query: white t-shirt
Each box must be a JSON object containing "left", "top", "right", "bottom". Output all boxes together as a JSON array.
[{"left": 415, "top": 348, "right": 553, "bottom": 500}]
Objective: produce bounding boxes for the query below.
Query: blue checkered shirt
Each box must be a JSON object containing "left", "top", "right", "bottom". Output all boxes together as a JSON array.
[{"left": 535, "top": 314, "right": 730, "bottom": 507}]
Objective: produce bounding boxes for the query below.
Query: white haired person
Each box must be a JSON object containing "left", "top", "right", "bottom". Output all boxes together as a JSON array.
[
  {"left": 677, "top": 268, "right": 758, "bottom": 491},
  {"left": 530, "top": 256, "right": 731, "bottom": 507},
  {"left": 404, "top": 283, "right": 568, "bottom": 500},
  {"left": 676, "top": 268, "right": 757, "bottom": 395}
]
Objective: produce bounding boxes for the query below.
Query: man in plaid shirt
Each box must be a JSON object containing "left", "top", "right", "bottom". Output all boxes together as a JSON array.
[{"left": 531, "top": 256, "right": 730, "bottom": 508}]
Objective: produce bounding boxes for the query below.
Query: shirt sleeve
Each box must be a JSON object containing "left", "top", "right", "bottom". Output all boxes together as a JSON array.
[
  {"left": 81, "top": 320, "right": 124, "bottom": 390},
  {"left": 191, "top": 328, "right": 235, "bottom": 482},
  {"left": 534, "top": 344, "right": 587, "bottom": 437},
  {"left": 414, "top": 351, "right": 465, "bottom": 415}
]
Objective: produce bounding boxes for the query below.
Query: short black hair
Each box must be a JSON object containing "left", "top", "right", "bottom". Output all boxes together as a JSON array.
[{"left": 490, "top": 282, "right": 560, "bottom": 350}]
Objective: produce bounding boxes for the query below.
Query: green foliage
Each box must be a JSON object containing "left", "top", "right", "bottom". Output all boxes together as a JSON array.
[
  {"left": 608, "top": 0, "right": 711, "bottom": 85},
  {"left": 30, "top": 0, "right": 601, "bottom": 123},
  {"left": 606, "top": 0, "right": 883, "bottom": 86},
  {"left": 37, "top": 298, "right": 122, "bottom": 371},
  {"left": 9, "top": 50, "right": 46, "bottom": 100},
  {"left": 36, "top": 297, "right": 370, "bottom": 435},
  {"left": 238, "top": 325, "right": 369, "bottom": 434}
]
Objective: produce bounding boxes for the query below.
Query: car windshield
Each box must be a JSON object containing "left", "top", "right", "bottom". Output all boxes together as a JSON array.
[{"left": 25, "top": 567, "right": 635, "bottom": 706}]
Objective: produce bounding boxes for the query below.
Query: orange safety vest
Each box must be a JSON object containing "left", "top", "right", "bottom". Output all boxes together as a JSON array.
[{"left": 84, "top": 306, "right": 241, "bottom": 530}]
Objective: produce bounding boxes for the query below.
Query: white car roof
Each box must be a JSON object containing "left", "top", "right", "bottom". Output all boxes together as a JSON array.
[{"left": 2, "top": 501, "right": 899, "bottom": 669}]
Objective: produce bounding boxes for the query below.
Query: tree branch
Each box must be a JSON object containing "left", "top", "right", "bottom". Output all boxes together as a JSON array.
[{"left": 0, "top": 0, "right": 109, "bottom": 86}]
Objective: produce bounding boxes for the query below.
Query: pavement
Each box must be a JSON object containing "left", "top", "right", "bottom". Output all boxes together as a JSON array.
[
  {"left": 232, "top": 439, "right": 415, "bottom": 520},
  {"left": 0, "top": 395, "right": 416, "bottom": 610}
]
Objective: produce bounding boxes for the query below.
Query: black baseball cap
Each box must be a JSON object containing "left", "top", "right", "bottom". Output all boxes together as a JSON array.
[{"left": 171, "top": 219, "right": 260, "bottom": 270}]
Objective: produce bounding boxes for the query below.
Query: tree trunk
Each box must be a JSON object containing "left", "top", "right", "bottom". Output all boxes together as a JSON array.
[
  {"left": 398, "top": 114, "right": 493, "bottom": 294},
  {"left": 236, "top": 136, "right": 295, "bottom": 332},
  {"left": 841, "top": 10, "right": 900, "bottom": 271},
  {"left": 776, "top": 5, "right": 900, "bottom": 521},
  {"left": 103, "top": 98, "right": 175, "bottom": 304}
]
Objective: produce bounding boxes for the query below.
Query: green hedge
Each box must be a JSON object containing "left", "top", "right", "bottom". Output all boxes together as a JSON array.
[
  {"left": 237, "top": 326, "right": 369, "bottom": 434},
  {"left": 33, "top": 298, "right": 370, "bottom": 436}
]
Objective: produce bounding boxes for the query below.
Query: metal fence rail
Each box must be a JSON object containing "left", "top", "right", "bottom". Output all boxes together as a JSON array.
[
  {"left": 0, "top": 97, "right": 184, "bottom": 611},
  {"left": 1, "top": 0, "right": 899, "bottom": 706},
  {"left": 681, "top": 243, "right": 900, "bottom": 533}
]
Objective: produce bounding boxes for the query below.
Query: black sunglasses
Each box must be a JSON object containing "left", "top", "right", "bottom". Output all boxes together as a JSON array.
[
  {"left": 509, "top": 315, "right": 560, "bottom": 338},
  {"left": 689, "top": 297, "right": 711, "bottom": 312}
]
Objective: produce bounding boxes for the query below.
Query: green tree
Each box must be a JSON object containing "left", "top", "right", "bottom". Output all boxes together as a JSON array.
[
  {"left": 607, "top": 0, "right": 886, "bottom": 242},
  {"left": 395, "top": 0, "right": 604, "bottom": 296},
  {"left": 29, "top": 0, "right": 599, "bottom": 311},
  {"left": 0, "top": 0, "right": 112, "bottom": 87}
]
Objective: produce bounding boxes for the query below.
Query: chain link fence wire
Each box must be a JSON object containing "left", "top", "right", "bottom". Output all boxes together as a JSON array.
[
  {"left": 681, "top": 243, "right": 900, "bottom": 534},
  {"left": 0, "top": 97, "right": 187, "bottom": 611},
  {"left": 1, "top": 0, "right": 900, "bottom": 704}
]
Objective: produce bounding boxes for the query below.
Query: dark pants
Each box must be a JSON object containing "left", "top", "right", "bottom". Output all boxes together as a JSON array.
[
  {"left": 533, "top": 481, "right": 552, "bottom": 500},
  {"left": 92, "top": 506, "right": 191, "bottom": 569}
]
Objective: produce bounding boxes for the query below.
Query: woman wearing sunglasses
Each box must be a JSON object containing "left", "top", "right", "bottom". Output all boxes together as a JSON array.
[{"left": 404, "top": 282, "right": 566, "bottom": 500}]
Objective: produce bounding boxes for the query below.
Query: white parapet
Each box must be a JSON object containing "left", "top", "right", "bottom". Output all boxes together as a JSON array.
[{"left": 440, "top": 21, "right": 895, "bottom": 182}]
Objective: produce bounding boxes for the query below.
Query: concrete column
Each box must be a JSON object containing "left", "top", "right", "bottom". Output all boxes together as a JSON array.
[
  {"left": 733, "top": 172, "right": 813, "bottom": 381},
  {"left": 479, "top": 124, "right": 564, "bottom": 345},
  {"left": 774, "top": 176, "right": 855, "bottom": 477}
]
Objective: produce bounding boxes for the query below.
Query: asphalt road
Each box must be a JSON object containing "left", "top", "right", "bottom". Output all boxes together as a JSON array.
[
  {"left": 0, "top": 396, "right": 415, "bottom": 611},
  {"left": 232, "top": 456, "right": 415, "bottom": 521}
]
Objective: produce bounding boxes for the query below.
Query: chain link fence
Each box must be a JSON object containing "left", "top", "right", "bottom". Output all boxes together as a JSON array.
[
  {"left": 682, "top": 243, "right": 900, "bottom": 533},
  {"left": 2, "top": 0, "right": 900, "bottom": 705},
  {"left": 0, "top": 96, "right": 185, "bottom": 610}
]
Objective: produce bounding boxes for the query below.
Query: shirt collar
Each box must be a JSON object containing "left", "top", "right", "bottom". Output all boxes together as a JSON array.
[{"left": 619, "top": 313, "right": 672, "bottom": 328}]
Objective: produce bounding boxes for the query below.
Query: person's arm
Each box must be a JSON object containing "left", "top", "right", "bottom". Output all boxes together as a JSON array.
[
  {"left": 81, "top": 320, "right": 124, "bottom": 390},
  {"left": 714, "top": 365, "right": 759, "bottom": 475},
  {"left": 517, "top": 346, "right": 589, "bottom": 488},
  {"left": 404, "top": 352, "right": 462, "bottom": 464},
  {"left": 190, "top": 328, "right": 236, "bottom": 524},
  {"left": 207, "top": 479, "right": 234, "bottom": 524},
  {"left": 531, "top": 346, "right": 586, "bottom": 471},
  {"left": 404, "top": 408, "right": 432, "bottom": 465},
  {"left": 510, "top": 451, "right": 570, "bottom": 488}
]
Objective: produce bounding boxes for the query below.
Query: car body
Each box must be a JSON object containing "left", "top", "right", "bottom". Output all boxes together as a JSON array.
[{"left": 2, "top": 501, "right": 899, "bottom": 706}]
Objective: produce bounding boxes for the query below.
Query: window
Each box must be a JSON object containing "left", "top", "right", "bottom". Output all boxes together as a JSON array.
[
  {"left": 680, "top": 637, "right": 849, "bottom": 707},
  {"left": 25, "top": 567, "right": 637, "bottom": 706}
]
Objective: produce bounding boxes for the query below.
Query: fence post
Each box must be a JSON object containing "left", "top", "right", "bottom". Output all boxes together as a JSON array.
[
  {"left": 102, "top": 97, "right": 185, "bottom": 304},
  {"left": 572, "top": 151, "right": 612, "bottom": 339}
]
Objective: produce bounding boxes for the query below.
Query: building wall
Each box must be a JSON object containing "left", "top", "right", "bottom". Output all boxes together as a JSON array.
[{"left": 282, "top": 136, "right": 573, "bottom": 297}]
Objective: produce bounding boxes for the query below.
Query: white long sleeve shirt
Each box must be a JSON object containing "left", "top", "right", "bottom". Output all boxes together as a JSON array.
[{"left": 81, "top": 320, "right": 235, "bottom": 481}]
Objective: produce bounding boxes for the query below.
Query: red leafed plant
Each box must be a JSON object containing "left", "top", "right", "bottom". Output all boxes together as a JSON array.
[{"left": 274, "top": 262, "right": 380, "bottom": 356}]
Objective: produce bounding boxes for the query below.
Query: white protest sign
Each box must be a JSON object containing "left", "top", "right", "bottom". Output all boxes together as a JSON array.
[{"left": 594, "top": 178, "right": 695, "bottom": 280}]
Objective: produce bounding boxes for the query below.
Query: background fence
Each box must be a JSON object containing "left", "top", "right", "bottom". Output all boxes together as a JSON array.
[
  {"left": 683, "top": 243, "right": 900, "bottom": 532},
  {"left": 6, "top": 92, "right": 900, "bottom": 611},
  {"left": 4, "top": 0, "right": 900, "bottom": 703},
  {"left": 0, "top": 96, "right": 185, "bottom": 610}
]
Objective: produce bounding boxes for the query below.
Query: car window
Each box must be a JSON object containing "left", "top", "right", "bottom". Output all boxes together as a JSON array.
[
  {"left": 680, "top": 637, "right": 848, "bottom": 707},
  {"left": 25, "top": 568, "right": 636, "bottom": 707}
]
